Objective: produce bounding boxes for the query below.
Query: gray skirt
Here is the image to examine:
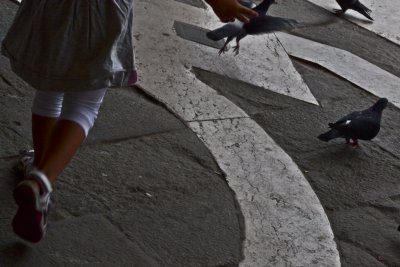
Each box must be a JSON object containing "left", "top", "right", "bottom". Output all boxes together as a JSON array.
[{"left": 1, "top": 0, "right": 137, "bottom": 92}]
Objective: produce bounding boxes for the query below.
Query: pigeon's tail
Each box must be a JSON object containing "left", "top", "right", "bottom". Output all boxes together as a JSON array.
[
  {"left": 352, "top": 2, "right": 373, "bottom": 20},
  {"left": 206, "top": 28, "right": 229, "bottom": 41},
  {"left": 318, "top": 129, "right": 341, "bottom": 142}
]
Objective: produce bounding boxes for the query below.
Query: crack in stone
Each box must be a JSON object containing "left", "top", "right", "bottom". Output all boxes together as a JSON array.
[{"left": 86, "top": 129, "right": 184, "bottom": 146}]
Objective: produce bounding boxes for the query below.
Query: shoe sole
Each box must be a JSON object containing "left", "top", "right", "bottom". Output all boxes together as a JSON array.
[{"left": 12, "top": 182, "right": 45, "bottom": 243}]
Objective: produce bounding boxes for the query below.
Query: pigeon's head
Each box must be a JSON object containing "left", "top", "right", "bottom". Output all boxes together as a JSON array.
[{"left": 371, "top": 98, "right": 388, "bottom": 112}]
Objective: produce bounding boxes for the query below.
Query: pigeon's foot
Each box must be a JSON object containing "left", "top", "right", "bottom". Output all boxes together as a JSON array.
[
  {"left": 333, "top": 9, "right": 344, "bottom": 14},
  {"left": 218, "top": 45, "right": 230, "bottom": 55},
  {"left": 233, "top": 45, "right": 240, "bottom": 56},
  {"left": 350, "top": 139, "right": 360, "bottom": 148},
  {"left": 345, "top": 139, "right": 360, "bottom": 148}
]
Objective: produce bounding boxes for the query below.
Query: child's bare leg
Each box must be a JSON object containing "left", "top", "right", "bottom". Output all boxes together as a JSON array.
[
  {"left": 37, "top": 119, "right": 85, "bottom": 183},
  {"left": 31, "top": 91, "right": 64, "bottom": 167},
  {"left": 32, "top": 114, "right": 58, "bottom": 166},
  {"left": 35, "top": 88, "right": 107, "bottom": 183}
]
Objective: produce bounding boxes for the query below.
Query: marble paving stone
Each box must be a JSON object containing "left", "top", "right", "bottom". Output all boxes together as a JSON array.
[
  {"left": 306, "top": 0, "right": 400, "bottom": 46},
  {"left": 277, "top": 33, "right": 400, "bottom": 108},
  {"left": 189, "top": 118, "right": 340, "bottom": 267},
  {"left": 134, "top": 0, "right": 318, "bottom": 122}
]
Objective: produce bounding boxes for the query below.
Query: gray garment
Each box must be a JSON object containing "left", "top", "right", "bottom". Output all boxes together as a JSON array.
[{"left": 1, "top": 0, "right": 137, "bottom": 92}]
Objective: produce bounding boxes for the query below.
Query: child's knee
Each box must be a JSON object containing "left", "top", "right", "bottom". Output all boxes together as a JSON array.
[{"left": 60, "top": 88, "right": 107, "bottom": 136}]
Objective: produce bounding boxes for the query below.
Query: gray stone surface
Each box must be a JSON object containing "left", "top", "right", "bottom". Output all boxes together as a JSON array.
[{"left": 193, "top": 57, "right": 400, "bottom": 266}]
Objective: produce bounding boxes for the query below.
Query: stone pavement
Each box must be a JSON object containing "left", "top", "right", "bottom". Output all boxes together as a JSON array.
[{"left": 1, "top": 0, "right": 400, "bottom": 266}]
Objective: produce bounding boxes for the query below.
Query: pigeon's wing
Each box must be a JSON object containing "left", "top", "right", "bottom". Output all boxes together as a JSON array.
[
  {"left": 331, "top": 111, "right": 361, "bottom": 126},
  {"left": 328, "top": 111, "right": 361, "bottom": 132},
  {"left": 206, "top": 23, "right": 242, "bottom": 41},
  {"left": 244, "top": 15, "right": 298, "bottom": 35},
  {"left": 238, "top": 0, "right": 256, "bottom": 9}
]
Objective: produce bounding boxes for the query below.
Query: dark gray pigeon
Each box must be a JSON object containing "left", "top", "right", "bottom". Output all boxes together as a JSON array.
[
  {"left": 334, "top": 0, "right": 373, "bottom": 21},
  {"left": 318, "top": 98, "right": 388, "bottom": 147},
  {"left": 206, "top": 0, "right": 298, "bottom": 55}
]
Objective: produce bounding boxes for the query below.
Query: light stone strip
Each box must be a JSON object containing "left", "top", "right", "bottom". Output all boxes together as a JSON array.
[
  {"left": 134, "top": 0, "right": 340, "bottom": 265},
  {"left": 306, "top": 0, "right": 400, "bottom": 46},
  {"left": 190, "top": 119, "right": 340, "bottom": 267},
  {"left": 277, "top": 32, "right": 400, "bottom": 108}
]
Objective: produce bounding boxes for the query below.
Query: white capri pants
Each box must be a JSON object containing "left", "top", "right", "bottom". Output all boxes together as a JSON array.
[{"left": 31, "top": 88, "right": 107, "bottom": 136}]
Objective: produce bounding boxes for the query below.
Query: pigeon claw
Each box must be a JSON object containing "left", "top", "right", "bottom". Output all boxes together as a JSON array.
[
  {"left": 233, "top": 45, "right": 240, "bottom": 56},
  {"left": 218, "top": 45, "right": 230, "bottom": 55}
]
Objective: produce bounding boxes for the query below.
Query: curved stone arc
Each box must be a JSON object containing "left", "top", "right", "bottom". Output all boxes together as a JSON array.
[
  {"left": 134, "top": 0, "right": 340, "bottom": 265},
  {"left": 276, "top": 33, "right": 400, "bottom": 108},
  {"left": 306, "top": 0, "right": 400, "bottom": 46},
  {"left": 189, "top": 118, "right": 340, "bottom": 267}
]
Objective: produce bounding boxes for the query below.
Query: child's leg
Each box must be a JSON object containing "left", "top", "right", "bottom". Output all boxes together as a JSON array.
[
  {"left": 37, "top": 88, "right": 107, "bottom": 183},
  {"left": 13, "top": 88, "right": 107, "bottom": 243},
  {"left": 31, "top": 91, "right": 64, "bottom": 166}
]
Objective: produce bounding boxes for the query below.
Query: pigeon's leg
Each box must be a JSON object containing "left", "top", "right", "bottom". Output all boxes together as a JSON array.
[
  {"left": 233, "top": 41, "right": 241, "bottom": 56},
  {"left": 351, "top": 139, "right": 360, "bottom": 148},
  {"left": 219, "top": 37, "right": 233, "bottom": 55},
  {"left": 345, "top": 138, "right": 351, "bottom": 145}
]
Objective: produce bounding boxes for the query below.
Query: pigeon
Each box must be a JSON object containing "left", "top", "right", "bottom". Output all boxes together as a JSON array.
[
  {"left": 318, "top": 98, "right": 388, "bottom": 147},
  {"left": 334, "top": 0, "right": 373, "bottom": 21},
  {"left": 206, "top": 0, "right": 298, "bottom": 55}
]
